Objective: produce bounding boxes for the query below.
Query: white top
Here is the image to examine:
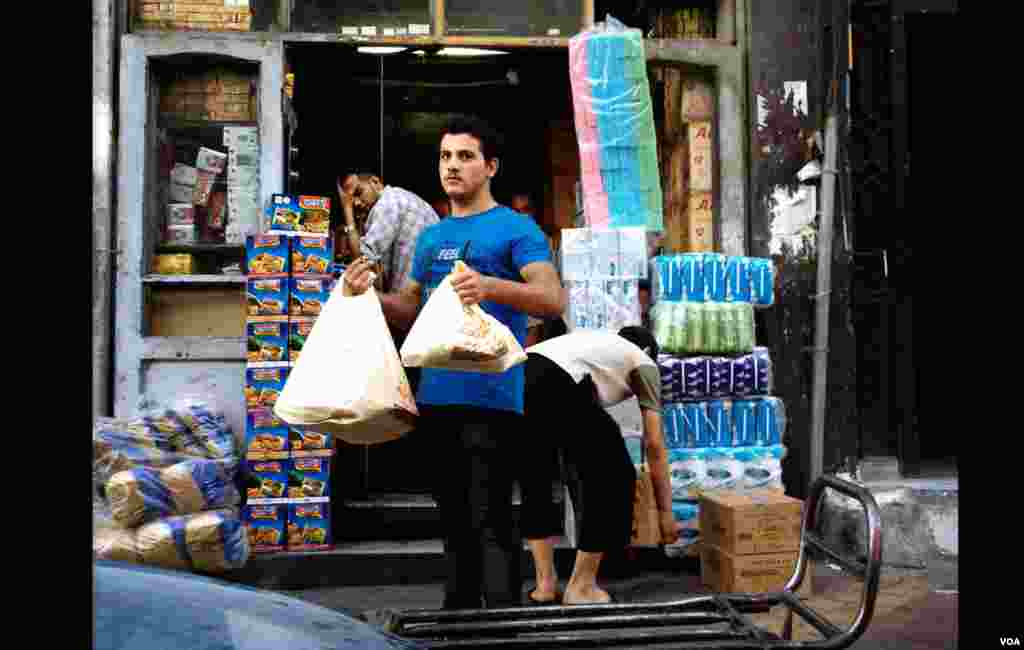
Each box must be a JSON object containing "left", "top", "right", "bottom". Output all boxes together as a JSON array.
[{"left": 527, "top": 331, "right": 661, "bottom": 410}]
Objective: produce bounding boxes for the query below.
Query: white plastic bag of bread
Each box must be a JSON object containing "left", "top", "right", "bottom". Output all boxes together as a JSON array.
[
  {"left": 273, "top": 282, "right": 419, "bottom": 445},
  {"left": 400, "top": 260, "right": 527, "bottom": 373}
]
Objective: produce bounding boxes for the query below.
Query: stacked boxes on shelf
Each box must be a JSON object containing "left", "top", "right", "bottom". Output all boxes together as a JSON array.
[
  {"left": 158, "top": 65, "right": 255, "bottom": 123},
  {"left": 560, "top": 227, "right": 648, "bottom": 332},
  {"left": 136, "top": 0, "right": 253, "bottom": 33},
  {"left": 649, "top": 252, "right": 788, "bottom": 558},
  {"left": 242, "top": 194, "right": 336, "bottom": 554}
]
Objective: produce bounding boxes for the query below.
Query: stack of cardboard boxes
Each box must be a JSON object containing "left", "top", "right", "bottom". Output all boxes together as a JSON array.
[
  {"left": 158, "top": 66, "right": 255, "bottom": 124},
  {"left": 242, "top": 193, "right": 337, "bottom": 555},
  {"left": 136, "top": 0, "right": 253, "bottom": 33},
  {"left": 699, "top": 489, "right": 809, "bottom": 594}
]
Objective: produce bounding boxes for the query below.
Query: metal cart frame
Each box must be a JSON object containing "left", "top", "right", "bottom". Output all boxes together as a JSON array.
[{"left": 382, "top": 474, "right": 883, "bottom": 649}]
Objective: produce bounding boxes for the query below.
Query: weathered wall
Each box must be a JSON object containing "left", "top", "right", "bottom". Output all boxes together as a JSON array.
[{"left": 748, "top": 0, "right": 858, "bottom": 499}]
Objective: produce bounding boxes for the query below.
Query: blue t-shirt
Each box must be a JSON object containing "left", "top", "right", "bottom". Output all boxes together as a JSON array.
[{"left": 410, "top": 205, "right": 553, "bottom": 414}]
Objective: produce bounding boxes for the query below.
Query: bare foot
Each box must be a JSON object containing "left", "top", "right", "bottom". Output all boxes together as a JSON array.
[
  {"left": 563, "top": 585, "right": 612, "bottom": 605},
  {"left": 529, "top": 578, "right": 560, "bottom": 603}
]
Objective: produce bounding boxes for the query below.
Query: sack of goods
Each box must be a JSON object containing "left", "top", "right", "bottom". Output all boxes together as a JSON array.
[
  {"left": 400, "top": 260, "right": 527, "bottom": 373},
  {"left": 273, "top": 284, "right": 419, "bottom": 445},
  {"left": 93, "top": 398, "right": 238, "bottom": 488},
  {"left": 106, "top": 458, "right": 241, "bottom": 529},
  {"left": 95, "top": 508, "right": 249, "bottom": 574}
]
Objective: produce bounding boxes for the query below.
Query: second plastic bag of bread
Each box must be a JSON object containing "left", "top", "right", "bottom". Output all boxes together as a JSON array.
[
  {"left": 400, "top": 260, "right": 527, "bottom": 373},
  {"left": 105, "top": 458, "right": 240, "bottom": 529},
  {"left": 273, "top": 283, "right": 419, "bottom": 445}
]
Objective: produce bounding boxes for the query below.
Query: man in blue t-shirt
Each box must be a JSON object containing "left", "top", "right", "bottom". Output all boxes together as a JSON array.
[{"left": 342, "top": 115, "right": 565, "bottom": 609}]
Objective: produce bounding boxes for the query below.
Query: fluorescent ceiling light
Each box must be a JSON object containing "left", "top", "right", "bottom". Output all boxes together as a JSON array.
[
  {"left": 357, "top": 46, "right": 408, "bottom": 55},
  {"left": 413, "top": 50, "right": 427, "bottom": 56},
  {"left": 437, "top": 47, "right": 508, "bottom": 57}
]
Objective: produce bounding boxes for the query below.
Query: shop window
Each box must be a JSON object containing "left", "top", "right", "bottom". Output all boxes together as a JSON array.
[
  {"left": 291, "top": 0, "right": 432, "bottom": 35},
  {"left": 143, "top": 56, "right": 262, "bottom": 337},
  {"left": 445, "top": 0, "right": 582, "bottom": 38},
  {"left": 130, "top": 0, "right": 283, "bottom": 33}
]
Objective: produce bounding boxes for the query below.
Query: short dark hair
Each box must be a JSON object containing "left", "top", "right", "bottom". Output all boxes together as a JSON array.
[
  {"left": 618, "top": 326, "right": 659, "bottom": 361},
  {"left": 441, "top": 115, "right": 503, "bottom": 162},
  {"left": 341, "top": 172, "right": 379, "bottom": 183}
]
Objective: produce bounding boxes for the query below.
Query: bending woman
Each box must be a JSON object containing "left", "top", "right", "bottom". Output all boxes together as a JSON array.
[{"left": 519, "top": 326, "right": 678, "bottom": 605}]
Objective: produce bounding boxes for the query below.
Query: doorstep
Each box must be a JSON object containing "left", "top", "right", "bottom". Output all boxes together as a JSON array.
[{"left": 222, "top": 536, "right": 583, "bottom": 591}]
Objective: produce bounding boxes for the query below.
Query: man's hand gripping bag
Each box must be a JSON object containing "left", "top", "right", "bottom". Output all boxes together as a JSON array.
[{"left": 400, "top": 260, "right": 527, "bottom": 373}]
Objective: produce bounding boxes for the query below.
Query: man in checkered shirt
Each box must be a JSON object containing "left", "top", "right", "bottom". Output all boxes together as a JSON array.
[{"left": 337, "top": 172, "right": 440, "bottom": 296}]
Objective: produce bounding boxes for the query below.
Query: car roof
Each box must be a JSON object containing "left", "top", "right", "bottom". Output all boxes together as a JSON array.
[{"left": 94, "top": 561, "right": 424, "bottom": 650}]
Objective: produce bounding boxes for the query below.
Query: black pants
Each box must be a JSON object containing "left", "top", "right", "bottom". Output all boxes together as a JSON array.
[
  {"left": 519, "top": 353, "right": 637, "bottom": 553},
  {"left": 420, "top": 404, "right": 523, "bottom": 610}
]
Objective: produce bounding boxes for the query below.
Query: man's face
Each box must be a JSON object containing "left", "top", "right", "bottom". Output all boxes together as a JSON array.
[
  {"left": 439, "top": 133, "right": 496, "bottom": 203},
  {"left": 342, "top": 175, "right": 382, "bottom": 217}
]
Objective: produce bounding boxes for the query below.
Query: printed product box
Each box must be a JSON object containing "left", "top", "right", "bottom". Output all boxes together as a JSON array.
[
  {"left": 296, "top": 195, "right": 331, "bottom": 235},
  {"left": 286, "top": 456, "right": 330, "bottom": 499},
  {"left": 287, "top": 502, "right": 332, "bottom": 551},
  {"left": 699, "top": 489, "right": 803, "bottom": 556},
  {"left": 196, "top": 147, "right": 228, "bottom": 175},
  {"left": 700, "top": 543, "right": 799, "bottom": 594},
  {"left": 193, "top": 170, "right": 215, "bottom": 207},
  {"left": 289, "top": 428, "right": 332, "bottom": 456},
  {"left": 246, "top": 317, "right": 288, "bottom": 363},
  {"left": 244, "top": 365, "right": 289, "bottom": 409},
  {"left": 291, "top": 236, "right": 334, "bottom": 274},
  {"left": 247, "top": 276, "right": 289, "bottom": 317},
  {"left": 167, "top": 203, "right": 195, "bottom": 226},
  {"left": 288, "top": 317, "right": 315, "bottom": 363},
  {"left": 245, "top": 235, "right": 290, "bottom": 275},
  {"left": 244, "top": 504, "right": 287, "bottom": 553},
  {"left": 163, "top": 224, "right": 197, "bottom": 245},
  {"left": 245, "top": 459, "right": 289, "bottom": 499},
  {"left": 244, "top": 409, "right": 289, "bottom": 458},
  {"left": 289, "top": 275, "right": 334, "bottom": 318},
  {"left": 267, "top": 194, "right": 302, "bottom": 234},
  {"left": 153, "top": 254, "right": 194, "bottom": 275}
]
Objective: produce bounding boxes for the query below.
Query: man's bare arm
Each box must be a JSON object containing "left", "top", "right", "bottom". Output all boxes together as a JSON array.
[
  {"left": 379, "top": 279, "right": 423, "bottom": 331},
  {"left": 451, "top": 260, "right": 565, "bottom": 318}
]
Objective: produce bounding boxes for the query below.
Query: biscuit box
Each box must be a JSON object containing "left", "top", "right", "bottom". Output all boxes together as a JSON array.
[
  {"left": 244, "top": 409, "right": 290, "bottom": 458},
  {"left": 244, "top": 365, "right": 290, "bottom": 410},
  {"left": 291, "top": 236, "right": 334, "bottom": 274},
  {"left": 245, "top": 459, "right": 289, "bottom": 500},
  {"left": 287, "top": 456, "right": 331, "bottom": 499},
  {"left": 289, "top": 275, "right": 335, "bottom": 318},
  {"left": 246, "top": 234, "right": 290, "bottom": 275},
  {"left": 288, "top": 317, "right": 315, "bottom": 363},
  {"left": 267, "top": 193, "right": 302, "bottom": 234},
  {"left": 700, "top": 544, "right": 800, "bottom": 594},
  {"left": 287, "top": 502, "right": 332, "bottom": 551},
  {"left": 247, "top": 276, "right": 289, "bottom": 317},
  {"left": 699, "top": 489, "right": 804, "bottom": 556},
  {"left": 246, "top": 317, "right": 289, "bottom": 363},
  {"left": 296, "top": 195, "right": 331, "bottom": 235},
  {"left": 289, "top": 428, "right": 333, "bottom": 455},
  {"left": 244, "top": 504, "right": 287, "bottom": 553}
]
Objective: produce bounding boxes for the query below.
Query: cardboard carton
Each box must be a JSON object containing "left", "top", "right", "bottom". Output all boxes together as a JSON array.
[
  {"left": 700, "top": 543, "right": 798, "bottom": 594},
  {"left": 699, "top": 489, "right": 803, "bottom": 556}
]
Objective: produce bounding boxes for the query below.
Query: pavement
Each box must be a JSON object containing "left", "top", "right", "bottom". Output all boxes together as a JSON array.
[{"left": 267, "top": 553, "right": 958, "bottom": 649}]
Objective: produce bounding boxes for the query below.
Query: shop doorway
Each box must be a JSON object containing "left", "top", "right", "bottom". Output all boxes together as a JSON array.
[
  {"left": 284, "top": 43, "right": 577, "bottom": 530},
  {"left": 849, "top": 1, "right": 956, "bottom": 479}
]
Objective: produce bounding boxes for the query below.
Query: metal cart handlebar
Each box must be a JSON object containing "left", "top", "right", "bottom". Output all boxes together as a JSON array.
[{"left": 381, "top": 473, "right": 884, "bottom": 649}]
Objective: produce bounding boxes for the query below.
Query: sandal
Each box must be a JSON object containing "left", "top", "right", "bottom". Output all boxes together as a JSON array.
[{"left": 527, "top": 590, "right": 562, "bottom": 606}]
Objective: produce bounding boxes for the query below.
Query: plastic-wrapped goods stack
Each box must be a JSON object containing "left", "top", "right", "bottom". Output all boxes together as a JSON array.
[
  {"left": 560, "top": 227, "right": 648, "bottom": 332},
  {"left": 648, "top": 253, "right": 785, "bottom": 558},
  {"left": 241, "top": 195, "right": 337, "bottom": 555},
  {"left": 569, "top": 16, "right": 664, "bottom": 232},
  {"left": 92, "top": 399, "right": 249, "bottom": 573}
]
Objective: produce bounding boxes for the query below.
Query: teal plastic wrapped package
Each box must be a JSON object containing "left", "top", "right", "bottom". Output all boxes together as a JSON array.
[{"left": 569, "top": 16, "right": 663, "bottom": 231}]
